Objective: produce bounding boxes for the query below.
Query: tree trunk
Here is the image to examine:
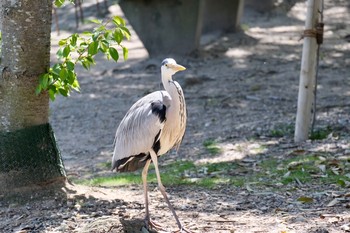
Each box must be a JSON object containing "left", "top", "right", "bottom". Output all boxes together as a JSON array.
[
  {"left": 0, "top": 0, "right": 66, "bottom": 195},
  {"left": 294, "top": 0, "right": 320, "bottom": 142}
]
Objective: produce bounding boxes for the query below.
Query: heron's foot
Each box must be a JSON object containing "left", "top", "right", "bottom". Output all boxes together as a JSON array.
[
  {"left": 173, "top": 226, "right": 194, "bottom": 233},
  {"left": 144, "top": 218, "right": 168, "bottom": 232}
]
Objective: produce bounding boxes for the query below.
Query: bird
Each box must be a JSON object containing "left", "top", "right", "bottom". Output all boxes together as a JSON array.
[{"left": 112, "top": 58, "right": 191, "bottom": 232}]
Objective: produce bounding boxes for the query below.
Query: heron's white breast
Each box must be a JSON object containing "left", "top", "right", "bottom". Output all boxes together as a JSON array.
[{"left": 158, "top": 81, "right": 186, "bottom": 155}]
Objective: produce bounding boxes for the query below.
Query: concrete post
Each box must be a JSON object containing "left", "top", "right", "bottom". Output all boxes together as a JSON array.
[
  {"left": 202, "top": 0, "right": 245, "bottom": 33},
  {"left": 119, "top": 0, "right": 205, "bottom": 56},
  {"left": 245, "top": 0, "right": 275, "bottom": 12}
]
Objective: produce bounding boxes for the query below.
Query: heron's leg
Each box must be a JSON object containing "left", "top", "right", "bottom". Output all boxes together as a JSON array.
[
  {"left": 142, "top": 158, "right": 166, "bottom": 231},
  {"left": 142, "top": 159, "right": 151, "bottom": 224},
  {"left": 149, "top": 151, "right": 183, "bottom": 230}
]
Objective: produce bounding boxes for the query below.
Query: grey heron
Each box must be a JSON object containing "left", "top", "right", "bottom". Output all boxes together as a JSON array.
[{"left": 112, "top": 58, "right": 191, "bottom": 232}]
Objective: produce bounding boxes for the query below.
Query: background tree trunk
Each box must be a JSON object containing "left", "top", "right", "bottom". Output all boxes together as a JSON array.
[{"left": 0, "top": 0, "right": 66, "bottom": 195}]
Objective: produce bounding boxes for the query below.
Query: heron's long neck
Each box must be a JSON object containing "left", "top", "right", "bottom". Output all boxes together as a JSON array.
[
  {"left": 161, "top": 73, "right": 186, "bottom": 127},
  {"left": 162, "top": 74, "right": 178, "bottom": 99}
]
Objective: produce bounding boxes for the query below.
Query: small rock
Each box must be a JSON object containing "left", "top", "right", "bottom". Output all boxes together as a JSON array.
[
  {"left": 340, "top": 223, "right": 350, "bottom": 232},
  {"left": 289, "top": 216, "right": 308, "bottom": 223},
  {"left": 308, "top": 228, "right": 329, "bottom": 233}
]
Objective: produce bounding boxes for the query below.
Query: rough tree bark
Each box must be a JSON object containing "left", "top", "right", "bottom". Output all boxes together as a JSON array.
[{"left": 0, "top": 0, "right": 66, "bottom": 195}]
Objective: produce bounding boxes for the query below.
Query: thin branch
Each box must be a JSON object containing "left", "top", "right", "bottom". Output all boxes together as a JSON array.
[{"left": 311, "top": 0, "right": 324, "bottom": 134}]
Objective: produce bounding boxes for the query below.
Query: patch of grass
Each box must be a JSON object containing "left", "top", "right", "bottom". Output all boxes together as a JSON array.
[
  {"left": 230, "top": 178, "right": 246, "bottom": 187},
  {"left": 238, "top": 153, "right": 350, "bottom": 188},
  {"left": 270, "top": 155, "right": 315, "bottom": 185},
  {"left": 205, "top": 161, "right": 238, "bottom": 173},
  {"left": 205, "top": 98, "right": 219, "bottom": 107},
  {"left": 76, "top": 152, "right": 350, "bottom": 191},
  {"left": 77, "top": 160, "right": 241, "bottom": 189},
  {"left": 270, "top": 124, "right": 336, "bottom": 140},
  {"left": 310, "top": 126, "right": 332, "bottom": 140},
  {"left": 274, "top": 154, "right": 350, "bottom": 187},
  {"left": 269, "top": 123, "right": 294, "bottom": 138},
  {"left": 78, "top": 161, "right": 197, "bottom": 187},
  {"left": 250, "top": 84, "right": 262, "bottom": 92},
  {"left": 195, "top": 177, "right": 231, "bottom": 189},
  {"left": 164, "top": 160, "right": 196, "bottom": 173},
  {"left": 77, "top": 173, "right": 142, "bottom": 186},
  {"left": 203, "top": 139, "right": 222, "bottom": 155},
  {"left": 260, "top": 158, "right": 279, "bottom": 170},
  {"left": 281, "top": 169, "right": 312, "bottom": 185},
  {"left": 240, "top": 23, "right": 250, "bottom": 31},
  {"left": 97, "top": 161, "right": 112, "bottom": 169}
]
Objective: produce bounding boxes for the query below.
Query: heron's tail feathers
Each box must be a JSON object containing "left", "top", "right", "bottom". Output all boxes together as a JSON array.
[{"left": 112, "top": 153, "right": 151, "bottom": 172}]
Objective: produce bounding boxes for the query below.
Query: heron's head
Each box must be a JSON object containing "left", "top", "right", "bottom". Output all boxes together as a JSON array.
[{"left": 161, "top": 58, "right": 186, "bottom": 79}]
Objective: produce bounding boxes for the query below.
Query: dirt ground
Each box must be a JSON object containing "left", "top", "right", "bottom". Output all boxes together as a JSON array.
[{"left": 1, "top": 0, "right": 350, "bottom": 232}]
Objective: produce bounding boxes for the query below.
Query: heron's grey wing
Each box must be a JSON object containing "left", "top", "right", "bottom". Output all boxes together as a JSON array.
[{"left": 112, "top": 91, "right": 171, "bottom": 172}]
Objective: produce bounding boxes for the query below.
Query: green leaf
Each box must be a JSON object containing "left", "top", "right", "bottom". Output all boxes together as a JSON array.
[
  {"left": 88, "top": 41, "right": 98, "bottom": 55},
  {"left": 109, "top": 47, "right": 119, "bottom": 62},
  {"left": 95, "top": 25, "right": 106, "bottom": 32},
  {"left": 113, "top": 16, "right": 126, "bottom": 26},
  {"left": 54, "top": 0, "right": 65, "bottom": 7},
  {"left": 59, "top": 88, "right": 69, "bottom": 97},
  {"left": 70, "top": 34, "right": 78, "bottom": 46},
  {"left": 82, "top": 31, "right": 93, "bottom": 36},
  {"left": 59, "top": 68, "right": 68, "bottom": 81},
  {"left": 104, "top": 31, "right": 112, "bottom": 40},
  {"left": 66, "top": 61, "right": 75, "bottom": 71},
  {"left": 81, "top": 59, "right": 91, "bottom": 70},
  {"left": 49, "top": 89, "right": 56, "bottom": 101},
  {"left": 99, "top": 40, "right": 109, "bottom": 53},
  {"left": 122, "top": 47, "right": 128, "bottom": 60},
  {"left": 39, "top": 73, "right": 49, "bottom": 89},
  {"left": 337, "top": 179, "right": 346, "bottom": 187},
  {"left": 90, "top": 19, "right": 103, "bottom": 24},
  {"left": 56, "top": 47, "right": 64, "bottom": 58},
  {"left": 113, "top": 29, "right": 123, "bottom": 44},
  {"left": 86, "top": 56, "right": 95, "bottom": 64},
  {"left": 63, "top": 46, "right": 70, "bottom": 57},
  {"left": 58, "top": 39, "right": 67, "bottom": 46},
  {"left": 71, "top": 79, "right": 80, "bottom": 92},
  {"left": 35, "top": 85, "right": 42, "bottom": 95},
  {"left": 92, "top": 32, "right": 100, "bottom": 41},
  {"left": 52, "top": 64, "right": 61, "bottom": 76},
  {"left": 120, "top": 26, "right": 131, "bottom": 40},
  {"left": 79, "top": 40, "right": 88, "bottom": 47},
  {"left": 67, "top": 70, "right": 76, "bottom": 84},
  {"left": 77, "top": 48, "right": 86, "bottom": 54},
  {"left": 297, "top": 196, "right": 314, "bottom": 203}
]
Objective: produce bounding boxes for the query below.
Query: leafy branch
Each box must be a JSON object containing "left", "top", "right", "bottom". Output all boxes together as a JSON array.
[
  {"left": 53, "top": 0, "right": 75, "bottom": 7},
  {"left": 36, "top": 16, "right": 130, "bottom": 100}
]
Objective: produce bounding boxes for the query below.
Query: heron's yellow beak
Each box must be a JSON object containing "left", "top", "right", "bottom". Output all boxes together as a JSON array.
[{"left": 169, "top": 63, "right": 186, "bottom": 71}]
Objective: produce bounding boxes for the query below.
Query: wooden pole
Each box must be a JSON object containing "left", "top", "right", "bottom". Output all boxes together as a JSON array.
[{"left": 294, "top": 0, "right": 320, "bottom": 143}]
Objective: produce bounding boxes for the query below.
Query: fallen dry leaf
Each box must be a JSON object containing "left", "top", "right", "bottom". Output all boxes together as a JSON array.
[
  {"left": 297, "top": 196, "right": 314, "bottom": 203},
  {"left": 327, "top": 199, "right": 340, "bottom": 207}
]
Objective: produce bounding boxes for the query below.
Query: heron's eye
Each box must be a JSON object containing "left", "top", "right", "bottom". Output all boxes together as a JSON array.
[{"left": 165, "top": 64, "right": 168, "bottom": 67}]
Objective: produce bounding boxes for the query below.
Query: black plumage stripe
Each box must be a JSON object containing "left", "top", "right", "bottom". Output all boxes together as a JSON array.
[
  {"left": 112, "top": 129, "right": 162, "bottom": 173},
  {"left": 112, "top": 153, "right": 151, "bottom": 172},
  {"left": 151, "top": 101, "right": 166, "bottom": 123},
  {"left": 152, "top": 130, "right": 161, "bottom": 154}
]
